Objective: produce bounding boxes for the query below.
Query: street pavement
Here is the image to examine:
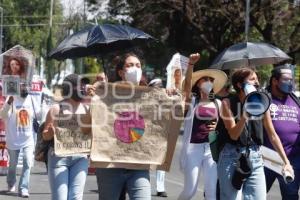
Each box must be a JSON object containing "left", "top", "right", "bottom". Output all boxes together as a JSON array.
[{"left": 0, "top": 135, "right": 281, "bottom": 200}]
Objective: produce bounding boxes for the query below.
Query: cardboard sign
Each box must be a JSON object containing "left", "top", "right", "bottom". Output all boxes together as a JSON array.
[
  {"left": 166, "top": 53, "right": 189, "bottom": 90},
  {"left": 90, "top": 83, "right": 184, "bottom": 171},
  {"left": 261, "top": 145, "right": 284, "bottom": 175},
  {"left": 0, "top": 45, "right": 35, "bottom": 83},
  {"left": 54, "top": 114, "right": 92, "bottom": 156}
]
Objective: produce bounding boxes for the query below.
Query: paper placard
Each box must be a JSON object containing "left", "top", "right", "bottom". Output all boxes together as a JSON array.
[
  {"left": 90, "top": 83, "right": 184, "bottom": 171},
  {"left": 54, "top": 114, "right": 92, "bottom": 156}
]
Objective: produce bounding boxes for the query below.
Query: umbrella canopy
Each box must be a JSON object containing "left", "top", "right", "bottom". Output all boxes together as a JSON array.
[
  {"left": 48, "top": 24, "right": 156, "bottom": 60},
  {"left": 210, "top": 42, "right": 291, "bottom": 69}
]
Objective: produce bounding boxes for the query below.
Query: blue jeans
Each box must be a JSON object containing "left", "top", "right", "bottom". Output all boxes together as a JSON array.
[
  {"left": 47, "top": 148, "right": 88, "bottom": 200},
  {"left": 96, "top": 168, "right": 151, "bottom": 200},
  {"left": 7, "top": 145, "right": 34, "bottom": 194},
  {"left": 217, "top": 144, "right": 266, "bottom": 200},
  {"left": 265, "top": 156, "right": 300, "bottom": 200}
]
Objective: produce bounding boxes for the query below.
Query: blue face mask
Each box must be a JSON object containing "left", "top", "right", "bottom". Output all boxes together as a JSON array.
[{"left": 278, "top": 81, "right": 293, "bottom": 94}]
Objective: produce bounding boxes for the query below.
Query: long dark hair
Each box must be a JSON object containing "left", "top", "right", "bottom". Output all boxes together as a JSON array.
[{"left": 115, "top": 52, "right": 140, "bottom": 81}]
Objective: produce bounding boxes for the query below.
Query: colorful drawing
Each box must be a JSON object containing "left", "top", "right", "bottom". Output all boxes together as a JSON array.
[
  {"left": 114, "top": 112, "right": 145, "bottom": 143},
  {"left": 17, "top": 109, "right": 29, "bottom": 127}
]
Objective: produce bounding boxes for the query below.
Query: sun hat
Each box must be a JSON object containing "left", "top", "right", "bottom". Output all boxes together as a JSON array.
[{"left": 183, "top": 69, "right": 228, "bottom": 94}]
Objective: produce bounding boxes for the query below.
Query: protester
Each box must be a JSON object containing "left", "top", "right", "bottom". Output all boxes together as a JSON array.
[
  {"left": 0, "top": 84, "right": 9, "bottom": 175},
  {"left": 42, "top": 74, "right": 91, "bottom": 200},
  {"left": 217, "top": 67, "right": 294, "bottom": 200},
  {"left": 264, "top": 64, "right": 300, "bottom": 200},
  {"left": 91, "top": 52, "right": 200, "bottom": 200},
  {"left": 148, "top": 78, "right": 168, "bottom": 198},
  {"left": 0, "top": 83, "right": 40, "bottom": 198},
  {"left": 3, "top": 57, "right": 26, "bottom": 78},
  {"left": 178, "top": 66, "right": 228, "bottom": 200},
  {"left": 94, "top": 53, "right": 151, "bottom": 200}
]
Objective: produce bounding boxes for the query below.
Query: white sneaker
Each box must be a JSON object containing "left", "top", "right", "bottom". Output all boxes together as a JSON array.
[
  {"left": 7, "top": 185, "right": 15, "bottom": 192},
  {"left": 19, "top": 190, "right": 29, "bottom": 198}
]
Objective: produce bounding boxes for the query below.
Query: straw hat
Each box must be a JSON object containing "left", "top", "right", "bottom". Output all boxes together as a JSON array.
[{"left": 184, "top": 69, "right": 228, "bottom": 94}]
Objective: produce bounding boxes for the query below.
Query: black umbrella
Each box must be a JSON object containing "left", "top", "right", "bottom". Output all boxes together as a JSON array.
[
  {"left": 48, "top": 24, "right": 156, "bottom": 60},
  {"left": 210, "top": 42, "right": 291, "bottom": 69}
]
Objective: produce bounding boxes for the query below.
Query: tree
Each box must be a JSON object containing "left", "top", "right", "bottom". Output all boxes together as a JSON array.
[{"left": 95, "top": 0, "right": 300, "bottom": 65}]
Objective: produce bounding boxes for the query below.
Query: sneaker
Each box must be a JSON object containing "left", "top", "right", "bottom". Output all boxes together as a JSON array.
[
  {"left": 7, "top": 185, "right": 15, "bottom": 192},
  {"left": 19, "top": 191, "right": 29, "bottom": 198},
  {"left": 157, "top": 191, "right": 168, "bottom": 197}
]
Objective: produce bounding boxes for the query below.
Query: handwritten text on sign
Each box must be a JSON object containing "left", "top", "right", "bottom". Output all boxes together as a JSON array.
[{"left": 54, "top": 114, "right": 91, "bottom": 156}]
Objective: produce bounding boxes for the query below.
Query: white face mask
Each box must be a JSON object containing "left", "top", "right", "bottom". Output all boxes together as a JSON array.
[
  {"left": 200, "top": 81, "right": 213, "bottom": 94},
  {"left": 243, "top": 83, "right": 257, "bottom": 96},
  {"left": 124, "top": 67, "right": 142, "bottom": 85}
]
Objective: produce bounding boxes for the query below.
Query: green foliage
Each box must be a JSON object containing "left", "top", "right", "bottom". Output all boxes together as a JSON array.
[
  {"left": 83, "top": 57, "right": 102, "bottom": 74},
  {"left": 88, "top": 0, "right": 300, "bottom": 73},
  {"left": 255, "top": 64, "right": 273, "bottom": 86},
  {"left": 1, "top": 0, "right": 63, "bottom": 56}
]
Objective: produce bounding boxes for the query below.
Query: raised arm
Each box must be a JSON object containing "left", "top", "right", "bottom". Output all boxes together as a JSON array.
[
  {"left": 183, "top": 53, "right": 200, "bottom": 108},
  {"left": 42, "top": 104, "right": 59, "bottom": 141},
  {"left": 80, "top": 105, "right": 92, "bottom": 135},
  {"left": 0, "top": 96, "right": 14, "bottom": 119}
]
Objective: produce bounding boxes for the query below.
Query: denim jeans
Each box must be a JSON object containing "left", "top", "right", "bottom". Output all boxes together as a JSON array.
[
  {"left": 7, "top": 145, "right": 34, "bottom": 194},
  {"left": 265, "top": 155, "right": 300, "bottom": 200},
  {"left": 217, "top": 143, "right": 266, "bottom": 200},
  {"left": 96, "top": 168, "right": 151, "bottom": 200},
  {"left": 47, "top": 148, "right": 88, "bottom": 200}
]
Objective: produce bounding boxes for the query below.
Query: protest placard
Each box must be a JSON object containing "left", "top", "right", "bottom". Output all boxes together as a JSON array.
[
  {"left": 90, "top": 83, "right": 184, "bottom": 171},
  {"left": 166, "top": 53, "right": 189, "bottom": 90},
  {"left": 0, "top": 45, "right": 35, "bottom": 82},
  {"left": 54, "top": 114, "right": 92, "bottom": 156},
  {"left": 2, "top": 75, "right": 20, "bottom": 96},
  {"left": 261, "top": 145, "right": 284, "bottom": 175}
]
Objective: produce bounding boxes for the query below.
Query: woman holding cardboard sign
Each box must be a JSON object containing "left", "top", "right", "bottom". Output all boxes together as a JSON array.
[{"left": 42, "top": 74, "right": 91, "bottom": 200}]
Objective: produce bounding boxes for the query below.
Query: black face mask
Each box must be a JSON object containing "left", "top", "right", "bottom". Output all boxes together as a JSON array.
[{"left": 20, "top": 90, "right": 28, "bottom": 98}]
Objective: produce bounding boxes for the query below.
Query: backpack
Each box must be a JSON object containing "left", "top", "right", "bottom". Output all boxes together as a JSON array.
[{"left": 34, "top": 122, "right": 52, "bottom": 162}]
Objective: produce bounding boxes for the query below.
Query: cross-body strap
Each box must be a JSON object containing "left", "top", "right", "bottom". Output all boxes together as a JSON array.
[{"left": 30, "top": 96, "right": 37, "bottom": 119}]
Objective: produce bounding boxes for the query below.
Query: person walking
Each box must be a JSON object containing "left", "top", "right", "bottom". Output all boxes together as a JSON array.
[
  {"left": 264, "top": 64, "right": 300, "bottom": 200},
  {"left": 94, "top": 53, "right": 152, "bottom": 200},
  {"left": 0, "top": 83, "right": 40, "bottom": 198},
  {"left": 178, "top": 66, "right": 228, "bottom": 200},
  {"left": 42, "top": 74, "right": 91, "bottom": 200},
  {"left": 217, "top": 67, "right": 294, "bottom": 200}
]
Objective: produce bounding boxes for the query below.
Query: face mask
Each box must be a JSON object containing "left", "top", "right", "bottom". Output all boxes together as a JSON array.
[
  {"left": 20, "top": 89, "right": 28, "bottom": 98},
  {"left": 243, "top": 83, "right": 257, "bottom": 95},
  {"left": 278, "top": 81, "right": 293, "bottom": 94},
  {"left": 200, "top": 81, "right": 213, "bottom": 94},
  {"left": 124, "top": 67, "right": 142, "bottom": 85}
]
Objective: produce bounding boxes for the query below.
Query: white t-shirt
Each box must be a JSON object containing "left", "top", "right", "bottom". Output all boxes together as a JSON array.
[{"left": 0, "top": 95, "right": 39, "bottom": 150}]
